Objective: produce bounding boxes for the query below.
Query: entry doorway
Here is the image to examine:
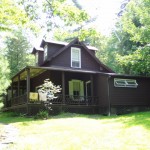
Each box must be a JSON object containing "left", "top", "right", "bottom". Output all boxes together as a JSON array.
[{"left": 86, "top": 81, "right": 91, "bottom": 97}]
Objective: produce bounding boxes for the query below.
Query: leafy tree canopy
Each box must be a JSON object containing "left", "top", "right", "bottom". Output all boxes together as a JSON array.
[
  {"left": 0, "top": 0, "right": 34, "bottom": 31},
  {"left": 4, "top": 29, "right": 35, "bottom": 77},
  {"left": 0, "top": 55, "right": 10, "bottom": 95}
]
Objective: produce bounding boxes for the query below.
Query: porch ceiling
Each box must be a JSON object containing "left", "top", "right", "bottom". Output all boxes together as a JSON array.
[{"left": 13, "top": 68, "right": 46, "bottom": 82}]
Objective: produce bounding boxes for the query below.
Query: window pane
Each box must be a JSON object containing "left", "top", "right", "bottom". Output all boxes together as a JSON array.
[
  {"left": 72, "top": 61, "right": 79, "bottom": 68},
  {"left": 71, "top": 47, "right": 81, "bottom": 68},
  {"left": 72, "top": 49, "right": 79, "bottom": 60},
  {"left": 114, "top": 78, "right": 138, "bottom": 88}
]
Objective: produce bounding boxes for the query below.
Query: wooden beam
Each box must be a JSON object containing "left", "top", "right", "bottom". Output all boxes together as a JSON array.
[
  {"left": 90, "top": 74, "right": 94, "bottom": 105},
  {"left": 26, "top": 68, "right": 30, "bottom": 103},
  {"left": 90, "top": 74, "right": 94, "bottom": 102},
  {"left": 18, "top": 75, "right": 20, "bottom": 96},
  {"left": 62, "top": 71, "right": 65, "bottom": 104},
  {"left": 11, "top": 79, "right": 13, "bottom": 98}
]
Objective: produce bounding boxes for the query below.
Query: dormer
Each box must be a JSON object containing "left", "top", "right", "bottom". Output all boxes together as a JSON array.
[
  {"left": 40, "top": 39, "right": 67, "bottom": 61},
  {"left": 31, "top": 47, "right": 44, "bottom": 66}
]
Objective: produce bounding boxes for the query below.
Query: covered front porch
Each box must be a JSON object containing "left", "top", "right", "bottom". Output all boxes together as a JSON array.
[{"left": 4, "top": 66, "right": 99, "bottom": 114}]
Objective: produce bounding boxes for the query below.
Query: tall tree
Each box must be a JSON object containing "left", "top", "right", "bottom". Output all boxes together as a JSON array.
[
  {"left": 98, "top": 0, "right": 150, "bottom": 76},
  {"left": 117, "top": 0, "right": 150, "bottom": 76},
  {"left": 5, "top": 30, "right": 35, "bottom": 77},
  {"left": 0, "top": 55, "right": 10, "bottom": 95}
]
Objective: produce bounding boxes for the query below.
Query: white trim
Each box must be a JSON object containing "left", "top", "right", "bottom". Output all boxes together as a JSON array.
[
  {"left": 71, "top": 47, "right": 81, "bottom": 68},
  {"left": 44, "top": 45, "right": 48, "bottom": 61},
  {"left": 114, "top": 78, "right": 138, "bottom": 88}
]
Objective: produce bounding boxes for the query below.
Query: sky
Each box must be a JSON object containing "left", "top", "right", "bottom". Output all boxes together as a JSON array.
[
  {"left": 78, "top": 0, "right": 123, "bottom": 35},
  {"left": 32, "top": 0, "right": 123, "bottom": 47}
]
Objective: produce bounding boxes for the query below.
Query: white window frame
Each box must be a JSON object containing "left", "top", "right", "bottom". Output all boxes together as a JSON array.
[
  {"left": 71, "top": 47, "right": 81, "bottom": 68},
  {"left": 114, "top": 78, "right": 138, "bottom": 88},
  {"left": 44, "top": 45, "right": 48, "bottom": 61}
]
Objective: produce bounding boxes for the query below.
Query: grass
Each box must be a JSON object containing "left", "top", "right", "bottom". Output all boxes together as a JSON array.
[{"left": 1, "top": 111, "right": 150, "bottom": 150}]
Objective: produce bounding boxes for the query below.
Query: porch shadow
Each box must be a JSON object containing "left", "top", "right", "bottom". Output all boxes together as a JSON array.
[{"left": 0, "top": 112, "right": 34, "bottom": 124}]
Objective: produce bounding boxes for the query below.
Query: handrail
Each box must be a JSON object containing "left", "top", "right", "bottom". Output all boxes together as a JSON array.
[
  {"left": 10, "top": 94, "right": 98, "bottom": 106},
  {"left": 11, "top": 94, "right": 27, "bottom": 106}
]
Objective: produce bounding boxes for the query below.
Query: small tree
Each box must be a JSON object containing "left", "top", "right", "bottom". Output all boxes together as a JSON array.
[
  {"left": 37, "top": 79, "right": 62, "bottom": 117},
  {"left": 38, "top": 79, "right": 61, "bottom": 101}
]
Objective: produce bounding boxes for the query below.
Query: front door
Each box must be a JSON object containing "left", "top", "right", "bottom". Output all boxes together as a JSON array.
[{"left": 69, "top": 80, "right": 84, "bottom": 98}]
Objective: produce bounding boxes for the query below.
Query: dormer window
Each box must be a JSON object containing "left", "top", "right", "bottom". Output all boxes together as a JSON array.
[
  {"left": 71, "top": 47, "right": 81, "bottom": 68},
  {"left": 44, "top": 45, "right": 48, "bottom": 60}
]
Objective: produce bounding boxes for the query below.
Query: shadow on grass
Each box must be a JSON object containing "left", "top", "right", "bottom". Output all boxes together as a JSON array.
[
  {"left": 52, "top": 111, "right": 150, "bottom": 130},
  {"left": 0, "top": 111, "right": 34, "bottom": 124},
  {"left": 1, "top": 110, "right": 150, "bottom": 130},
  {"left": 118, "top": 111, "right": 150, "bottom": 130}
]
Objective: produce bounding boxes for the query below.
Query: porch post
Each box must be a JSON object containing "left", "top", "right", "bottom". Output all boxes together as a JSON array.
[
  {"left": 18, "top": 75, "right": 20, "bottom": 96},
  {"left": 26, "top": 68, "right": 30, "bottom": 114},
  {"left": 62, "top": 71, "right": 65, "bottom": 104},
  {"left": 11, "top": 79, "right": 13, "bottom": 106},
  {"left": 26, "top": 68, "right": 30, "bottom": 103},
  {"left": 11, "top": 79, "right": 13, "bottom": 98},
  {"left": 90, "top": 74, "right": 94, "bottom": 104}
]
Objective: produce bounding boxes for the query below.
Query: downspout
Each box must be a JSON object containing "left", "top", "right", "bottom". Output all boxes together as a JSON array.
[{"left": 107, "top": 75, "right": 111, "bottom": 116}]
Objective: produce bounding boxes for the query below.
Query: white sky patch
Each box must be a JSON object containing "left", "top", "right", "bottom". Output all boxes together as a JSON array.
[{"left": 78, "top": 0, "right": 122, "bottom": 35}]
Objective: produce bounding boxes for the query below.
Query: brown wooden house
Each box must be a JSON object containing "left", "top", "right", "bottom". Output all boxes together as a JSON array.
[{"left": 3, "top": 38, "right": 150, "bottom": 115}]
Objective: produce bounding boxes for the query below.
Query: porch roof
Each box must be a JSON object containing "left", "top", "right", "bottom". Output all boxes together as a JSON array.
[{"left": 12, "top": 66, "right": 101, "bottom": 82}]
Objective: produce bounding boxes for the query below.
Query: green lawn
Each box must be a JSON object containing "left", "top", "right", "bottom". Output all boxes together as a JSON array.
[{"left": 1, "top": 111, "right": 150, "bottom": 150}]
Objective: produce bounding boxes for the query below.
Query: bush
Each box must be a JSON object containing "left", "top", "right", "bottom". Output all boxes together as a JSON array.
[{"left": 34, "top": 110, "right": 49, "bottom": 120}]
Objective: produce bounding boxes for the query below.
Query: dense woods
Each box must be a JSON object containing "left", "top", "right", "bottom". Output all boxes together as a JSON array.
[{"left": 0, "top": 0, "right": 149, "bottom": 98}]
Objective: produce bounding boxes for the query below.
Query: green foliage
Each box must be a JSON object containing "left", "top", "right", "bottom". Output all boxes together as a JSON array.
[
  {"left": 117, "top": 45, "right": 150, "bottom": 76},
  {"left": 53, "top": 27, "right": 98, "bottom": 42},
  {"left": 34, "top": 110, "right": 49, "bottom": 120},
  {"left": 0, "top": 55, "right": 10, "bottom": 95},
  {"left": 122, "top": 0, "right": 150, "bottom": 43},
  {"left": 0, "top": 0, "right": 31, "bottom": 31},
  {"left": 99, "top": 0, "right": 150, "bottom": 76},
  {"left": 4, "top": 29, "right": 35, "bottom": 77}
]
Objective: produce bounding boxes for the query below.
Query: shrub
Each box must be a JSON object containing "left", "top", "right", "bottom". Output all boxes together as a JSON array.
[{"left": 34, "top": 110, "right": 49, "bottom": 120}]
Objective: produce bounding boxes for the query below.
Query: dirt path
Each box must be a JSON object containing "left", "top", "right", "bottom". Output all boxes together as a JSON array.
[{"left": 0, "top": 124, "right": 19, "bottom": 149}]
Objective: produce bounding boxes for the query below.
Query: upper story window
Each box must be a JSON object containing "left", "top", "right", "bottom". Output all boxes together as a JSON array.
[
  {"left": 44, "top": 45, "right": 48, "bottom": 61},
  {"left": 114, "top": 78, "right": 138, "bottom": 88},
  {"left": 71, "top": 47, "right": 81, "bottom": 68}
]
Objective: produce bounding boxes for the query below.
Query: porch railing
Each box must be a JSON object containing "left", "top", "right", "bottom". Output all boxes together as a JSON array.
[
  {"left": 48, "top": 95, "right": 98, "bottom": 105},
  {"left": 10, "top": 94, "right": 98, "bottom": 106},
  {"left": 11, "top": 94, "right": 27, "bottom": 106}
]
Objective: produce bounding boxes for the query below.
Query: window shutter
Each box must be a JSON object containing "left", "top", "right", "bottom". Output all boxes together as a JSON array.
[
  {"left": 80, "top": 81, "right": 84, "bottom": 96},
  {"left": 69, "top": 81, "right": 73, "bottom": 96}
]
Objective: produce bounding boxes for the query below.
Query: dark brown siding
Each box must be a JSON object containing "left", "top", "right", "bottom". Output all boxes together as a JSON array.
[
  {"left": 96, "top": 74, "right": 109, "bottom": 107},
  {"left": 109, "top": 76, "right": 150, "bottom": 106},
  {"left": 47, "top": 43, "right": 64, "bottom": 58},
  {"left": 30, "top": 70, "right": 95, "bottom": 97},
  {"left": 38, "top": 51, "right": 44, "bottom": 66},
  {"left": 45, "top": 45, "right": 107, "bottom": 72}
]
